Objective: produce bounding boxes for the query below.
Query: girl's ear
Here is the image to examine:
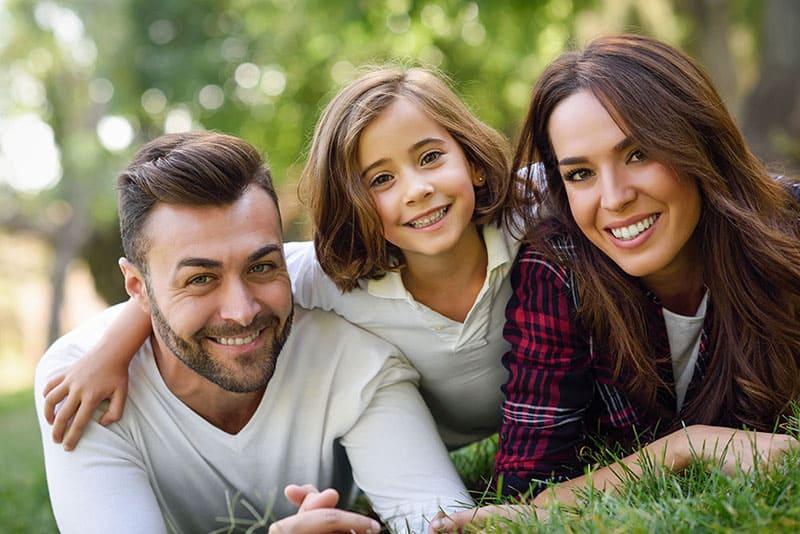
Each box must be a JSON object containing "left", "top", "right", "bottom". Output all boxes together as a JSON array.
[
  {"left": 471, "top": 165, "right": 486, "bottom": 187},
  {"left": 118, "top": 257, "right": 151, "bottom": 314}
]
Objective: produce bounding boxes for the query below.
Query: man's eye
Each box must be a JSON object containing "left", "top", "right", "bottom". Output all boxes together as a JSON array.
[
  {"left": 420, "top": 150, "right": 442, "bottom": 166},
  {"left": 250, "top": 262, "right": 275, "bottom": 274},
  {"left": 370, "top": 173, "right": 393, "bottom": 188},
  {"left": 189, "top": 274, "right": 211, "bottom": 285}
]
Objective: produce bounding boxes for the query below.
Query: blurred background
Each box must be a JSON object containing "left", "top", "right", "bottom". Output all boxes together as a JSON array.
[
  {"left": 1, "top": 0, "right": 799, "bottom": 404},
  {"left": 0, "top": 0, "right": 798, "bottom": 531}
]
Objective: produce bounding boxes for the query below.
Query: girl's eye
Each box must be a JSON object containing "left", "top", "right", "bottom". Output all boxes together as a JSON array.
[
  {"left": 188, "top": 274, "right": 212, "bottom": 286},
  {"left": 628, "top": 149, "right": 647, "bottom": 163},
  {"left": 369, "top": 173, "right": 393, "bottom": 188},
  {"left": 420, "top": 150, "right": 442, "bottom": 166},
  {"left": 562, "top": 168, "right": 593, "bottom": 182}
]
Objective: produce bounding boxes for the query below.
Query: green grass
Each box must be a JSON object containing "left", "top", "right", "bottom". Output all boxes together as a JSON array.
[
  {"left": 6, "top": 389, "right": 800, "bottom": 534},
  {"left": 0, "top": 389, "right": 57, "bottom": 533},
  {"left": 456, "top": 424, "right": 800, "bottom": 534}
]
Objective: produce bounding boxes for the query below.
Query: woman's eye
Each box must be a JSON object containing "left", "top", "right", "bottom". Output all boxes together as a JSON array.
[
  {"left": 369, "top": 173, "right": 393, "bottom": 188},
  {"left": 420, "top": 150, "right": 442, "bottom": 166},
  {"left": 562, "top": 168, "right": 593, "bottom": 182},
  {"left": 628, "top": 149, "right": 647, "bottom": 163}
]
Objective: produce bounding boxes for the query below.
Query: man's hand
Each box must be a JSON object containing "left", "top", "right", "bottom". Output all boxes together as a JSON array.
[{"left": 268, "top": 484, "right": 382, "bottom": 534}]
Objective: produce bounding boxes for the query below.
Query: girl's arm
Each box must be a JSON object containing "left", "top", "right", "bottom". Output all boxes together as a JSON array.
[
  {"left": 42, "top": 298, "right": 152, "bottom": 451},
  {"left": 430, "top": 425, "right": 798, "bottom": 532}
]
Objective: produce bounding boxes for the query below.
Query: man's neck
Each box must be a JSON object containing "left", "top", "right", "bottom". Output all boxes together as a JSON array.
[{"left": 151, "top": 336, "right": 265, "bottom": 434}]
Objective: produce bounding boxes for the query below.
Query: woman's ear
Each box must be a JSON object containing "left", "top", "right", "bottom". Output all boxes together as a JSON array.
[{"left": 118, "top": 257, "right": 151, "bottom": 314}]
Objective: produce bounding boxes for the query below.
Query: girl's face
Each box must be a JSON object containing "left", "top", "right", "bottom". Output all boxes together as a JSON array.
[
  {"left": 548, "top": 90, "right": 702, "bottom": 287},
  {"left": 357, "top": 97, "right": 481, "bottom": 264}
]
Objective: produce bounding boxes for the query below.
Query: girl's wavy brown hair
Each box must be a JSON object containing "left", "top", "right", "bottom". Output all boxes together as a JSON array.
[{"left": 300, "top": 65, "right": 512, "bottom": 291}]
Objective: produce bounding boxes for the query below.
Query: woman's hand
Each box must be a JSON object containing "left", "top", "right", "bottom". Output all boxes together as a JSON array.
[
  {"left": 674, "top": 425, "right": 798, "bottom": 475},
  {"left": 428, "top": 503, "right": 540, "bottom": 533}
]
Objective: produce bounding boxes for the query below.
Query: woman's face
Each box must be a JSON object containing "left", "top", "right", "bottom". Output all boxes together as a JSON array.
[{"left": 547, "top": 90, "right": 702, "bottom": 288}]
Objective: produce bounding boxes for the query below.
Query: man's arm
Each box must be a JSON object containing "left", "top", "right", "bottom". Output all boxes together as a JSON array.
[
  {"left": 341, "top": 354, "right": 473, "bottom": 534},
  {"left": 34, "top": 333, "right": 167, "bottom": 534}
]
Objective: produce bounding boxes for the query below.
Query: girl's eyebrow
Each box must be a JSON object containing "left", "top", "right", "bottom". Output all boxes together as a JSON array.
[
  {"left": 360, "top": 137, "right": 446, "bottom": 177},
  {"left": 557, "top": 136, "right": 634, "bottom": 167}
]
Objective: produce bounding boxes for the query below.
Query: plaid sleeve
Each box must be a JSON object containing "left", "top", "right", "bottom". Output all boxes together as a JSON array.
[{"left": 495, "top": 245, "right": 594, "bottom": 496}]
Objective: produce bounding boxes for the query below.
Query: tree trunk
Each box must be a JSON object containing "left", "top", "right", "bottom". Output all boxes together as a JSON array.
[{"left": 742, "top": 0, "right": 800, "bottom": 174}]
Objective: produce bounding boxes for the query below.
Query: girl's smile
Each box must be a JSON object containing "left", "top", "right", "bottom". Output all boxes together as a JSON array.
[{"left": 357, "top": 97, "right": 483, "bottom": 265}]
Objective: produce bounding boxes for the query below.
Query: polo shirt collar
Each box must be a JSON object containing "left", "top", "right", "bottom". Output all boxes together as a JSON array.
[{"left": 366, "top": 223, "right": 512, "bottom": 300}]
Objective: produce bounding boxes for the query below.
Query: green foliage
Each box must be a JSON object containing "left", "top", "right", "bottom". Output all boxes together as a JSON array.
[{"left": 0, "top": 389, "right": 57, "bottom": 533}]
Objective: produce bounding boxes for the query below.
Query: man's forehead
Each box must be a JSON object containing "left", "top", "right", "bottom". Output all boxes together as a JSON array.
[{"left": 141, "top": 189, "right": 283, "bottom": 269}]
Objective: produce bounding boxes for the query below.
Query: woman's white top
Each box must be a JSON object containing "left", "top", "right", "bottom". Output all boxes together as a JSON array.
[
  {"left": 663, "top": 290, "right": 709, "bottom": 412},
  {"left": 285, "top": 224, "right": 520, "bottom": 448}
]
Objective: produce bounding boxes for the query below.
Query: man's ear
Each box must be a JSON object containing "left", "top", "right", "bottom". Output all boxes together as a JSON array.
[{"left": 119, "top": 257, "right": 151, "bottom": 314}]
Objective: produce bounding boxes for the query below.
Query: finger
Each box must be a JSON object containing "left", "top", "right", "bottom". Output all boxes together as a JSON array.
[
  {"left": 43, "top": 374, "right": 66, "bottom": 398},
  {"left": 99, "top": 387, "right": 127, "bottom": 426},
  {"left": 43, "top": 382, "right": 70, "bottom": 425},
  {"left": 268, "top": 509, "right": 381, "bottom": 534},
  {"left": 50, "top": 394, "right": 81, "bottom": 444},
  {"left": 61, "top": 401, "right": 99, "bottom": 451},
  {"left": 297, "top": 488, "right": 339, "bottom": 512},
  {"left": 284, "top": 484, "right": 319, "bottom": 507}
]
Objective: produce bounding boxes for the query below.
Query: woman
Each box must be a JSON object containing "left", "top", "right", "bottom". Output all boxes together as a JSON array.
[{"left": 432, "top": 33, "right": 800, "bottom": 532}]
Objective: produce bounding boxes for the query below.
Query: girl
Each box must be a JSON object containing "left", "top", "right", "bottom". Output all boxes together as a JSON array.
[
  {"left": 432, "top": 33, "right": 800, "bottom": 531},
  {"left": 43, "top": 66, "right": 523, "bottom": 452}
]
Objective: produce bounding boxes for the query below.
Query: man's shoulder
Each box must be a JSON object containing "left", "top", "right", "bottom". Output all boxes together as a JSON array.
[
  {"left": 35, "top": 304, "right": 131, "bottom": 386},
  {"left": 290, "top": 305, "right": 398, "bottom": 352},
  {"left": 286, "top": 306, "right": 413, "bottom": 375}
]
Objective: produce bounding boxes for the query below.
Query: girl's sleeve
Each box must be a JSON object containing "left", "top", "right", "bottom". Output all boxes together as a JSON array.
[
  {"left": 495, "top": 245, "right": 594, "bottom": 496},
  {"left": 283, "top": 241, "right": 341, "bottom": 311}
]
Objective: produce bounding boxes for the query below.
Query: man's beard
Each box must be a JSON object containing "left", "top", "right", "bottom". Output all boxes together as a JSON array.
[{"left": 147, "top": 287, "right": 293, "bottom": 393}]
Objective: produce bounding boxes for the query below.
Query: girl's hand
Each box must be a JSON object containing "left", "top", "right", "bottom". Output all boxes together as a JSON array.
[{"left": 42, "top": 350, "right": 130, "bottom": 451}]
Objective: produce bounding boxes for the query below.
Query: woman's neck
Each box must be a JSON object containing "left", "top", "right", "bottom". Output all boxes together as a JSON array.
[
  {"left": 400, "top": 224, "right": 487, "bottom": 323},
  {"left": 642, "top": 241, "right": 705, "bottom": 315}
]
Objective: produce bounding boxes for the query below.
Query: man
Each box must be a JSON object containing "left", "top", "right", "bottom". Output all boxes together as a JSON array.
[{"left": 34, "top": 132, "right": 470, "bottom": 533}]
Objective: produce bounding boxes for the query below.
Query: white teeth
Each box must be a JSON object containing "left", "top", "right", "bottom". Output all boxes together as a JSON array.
[
  {"left": 215, "top": 331, "right": 260, "bottom": 346},
  {"left": 408, "top": 207, "right": 447, "bottom": 228},
  {"left": 611, "top": 214, "right": 658, "bottom": 241}
]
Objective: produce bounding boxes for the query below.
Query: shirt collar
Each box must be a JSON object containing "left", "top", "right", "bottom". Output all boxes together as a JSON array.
[{"left": 366, "top": 223, "right": 514, "bottom": 300}]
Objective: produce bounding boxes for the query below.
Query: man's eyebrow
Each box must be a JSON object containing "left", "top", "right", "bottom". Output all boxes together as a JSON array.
[
  {"left": 248, "top": 244, "right": 282, "bottom": 263},
  {"left": 558, "top": 136, "right": 635, "bottom": 167},
  {"left": 175, "top": 244, "right": 281, "bottom": 271},
  {"left": 176, "top": 257, "right": 221, "bottom": 270}
]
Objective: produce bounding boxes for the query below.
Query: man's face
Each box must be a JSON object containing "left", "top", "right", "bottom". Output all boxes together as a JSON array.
[{"left": 136, "top": 186, "right": 293, "bottom": 392}]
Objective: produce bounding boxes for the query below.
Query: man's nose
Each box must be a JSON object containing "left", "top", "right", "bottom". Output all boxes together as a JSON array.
[{"left": 218, "top": 279, "right": 260, "bottom": 326}]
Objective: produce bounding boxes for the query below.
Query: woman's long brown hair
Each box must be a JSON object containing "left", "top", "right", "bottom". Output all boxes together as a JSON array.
[{"left": 513, "top": 34, "right": 800, "bottom": 430}]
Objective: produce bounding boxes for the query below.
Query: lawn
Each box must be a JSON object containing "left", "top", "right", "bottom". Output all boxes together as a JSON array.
[
  {"left": 0, "top": 388, "right": 57, "bottom": 533},
  {"left": 4, "top": 387, "right": 800, "bottom": 534}
]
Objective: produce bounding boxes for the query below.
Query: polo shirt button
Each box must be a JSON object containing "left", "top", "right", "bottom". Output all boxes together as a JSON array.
[{"left": 434, "top": 325, "right": 445, "bottom": 331}]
